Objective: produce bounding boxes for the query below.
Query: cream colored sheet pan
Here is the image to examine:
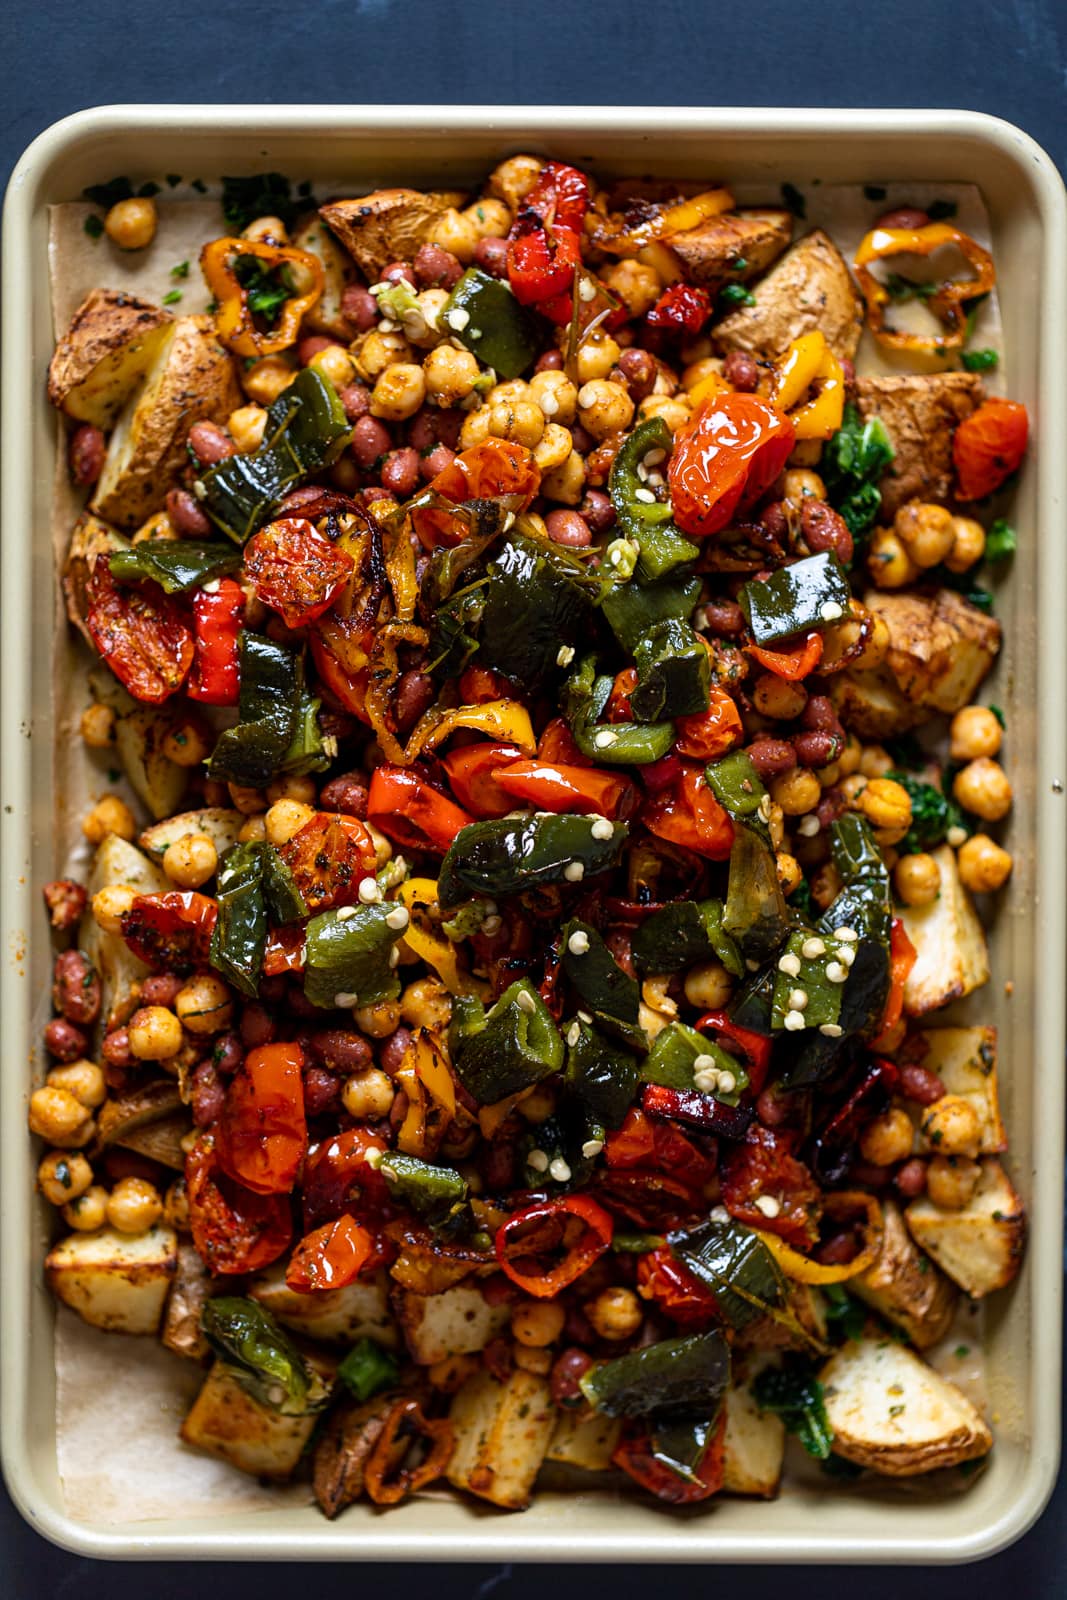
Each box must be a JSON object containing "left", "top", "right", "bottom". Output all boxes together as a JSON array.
[{"left": 2, "top": 106, "right": 1065, "bottom": 1563}]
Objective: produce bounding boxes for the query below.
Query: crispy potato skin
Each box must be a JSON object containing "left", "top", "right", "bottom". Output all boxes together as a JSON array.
[
  {"left": 319, "top": 189, "right": 466, "bottom": 281},
  {"left": 899, "top": 844, "right": 990, "bottom": 1015},
  {"left": 62, "top": 513, "right": 124, "bottom": 648},
  {"left": 713, "top": 229, "right": 864, "bottom": 361},
  {"left": 853, "top": 1199, "right": 958, "bottom": 1349},
  {"left": 447, "top": 1369, "right": 555, "bottom": 1510},
  {"left": 665, "top": 208, "right": 793, "bottom": 288},
  {"left": 312, "top": 1393, "right": 397, "bottom": 1518},
  {"left": 864, "top": 587, "right": 1001, "bottom": 715},
  {"left": 854, "top": 372, "right": 984, "bottom": 518},
  {"left": 162, "top": 1240, "right": 213, "bottom": 1361},
  {"left": 48, "top": 289, "right": 173, "bottom": 428}
]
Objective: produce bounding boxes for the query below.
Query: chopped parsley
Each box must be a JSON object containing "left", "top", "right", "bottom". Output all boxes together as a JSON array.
[
  {"left": 781, "top": 182, "right": 806, "bottom": 218},
  {"left": 888, "top": 1403, "right": 906, "bottom": 1418},
  {"left": 954, "top": 1344, "right": 971, "bottom": 1359},
  {"left": 962, "top": 348, "right": 999, "bottom": 373},
  {"left": 233, "top": 254, "right": 293, "bottom": 325},
  {"left": 166, "top": 173, "right": 183, "bottom": 188},
  {"left": 719, "top": 283, "right": 756, "bottom": 308},
  {"left": 170, "top": 260, "right": 190, "bottom": 279},
  {"left": 83, "top": 176, "right": 158, "bottom": 208},
  {"left": 823, "top": 1284, "right": 866, "bottom": 1343},
  {"left": 191, "top": 178, "right": 208, "bottom": 194},
  {"left": 162, "top": 289, "right": 183, "bottom": 306},
  {"left": 752, "top": 1366, "right": 833, "bottom": 1459},
  {"left": 822, "top": 401, "right": 895, "bottom": 549},
  {"left": 926, "top": 198, "right": 959, "bottom": 222},
  {"left": 888, "top": 771, "right": 968, "bottom": 855},
  {"left": 221, "top": 172, "right": 312, "bottom": 232},
  {"left": 985, "top": 518, "right": 1017, "bottom": 563},
  {"left": 989, "top": 704, "right": 1006, "bottom": 729},
  {"left": 884, "top": 273, "right": 938, "bottom": 304},
  {"left": 83, "top": 215, "right": 104, "bottom": 240}
]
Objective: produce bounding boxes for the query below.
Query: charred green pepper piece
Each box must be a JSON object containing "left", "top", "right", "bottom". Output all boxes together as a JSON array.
[
  {"left": 609, "top": 417, "right": 699, "bottom": 582},
  {"left": 705, "top": 750, "right": 771, "bottom": 838},
  {"left": 601, "top": 572, "right": 701, "bottom": 654},
  {"left": 632, "top": 899, "right": 743, "bottom": 979},
  {"left": 650, "top": 1413, "right": 721, "bottom": 1485},
  {"left": 630, "top": 620, "right": 710, "bottom": 722},
  {"left": 518, "top": 1104, "right": 603, "bottom": 1191},
  {"left": 771, "top": 927, "right": 851, "bottom": 1033},
  {"left": 206, "top": 634, "right": 298, "bottom": 786},
  {"left": 379, "top": 1152, "right": 469, "bottom": 1220},
  {"left": 449, "top": 979, "right": 564, "bottom": 1103},
  {"left": 668, "top": 1218, "right": 787, "bottom": 1331},
  {"left": 476, "top": 536, "right": 602, "bottom": 691},
  {"left": 707, "top": 752, "right": 788, "bottom": 963},
  {"left": 337, "top": 1338, "right": 399, "bottom": 1403},
  {"left": 302, "top": 903, "right": 403, "bottom": 1009},
  {"left": 209, "top": 842, "right": 268, "bottom": 998},
  {"left": 820, "top": 812, "right": 891, "bottom": 944},
  {"left": 196, "top": 367, "right": 351, "bottom": 544},
  {"left": 438, "top": 812, "right": 627, "bottom": 907},
  {"left": 560, "top": 919, "right": 643, "bottom": 1047},
  {"left": 739, "top": 552, "right": 853, "bottom": 646},
  {"left": 563, "top": 1020, "right": 641, "bottom": 1128},
  {"left": 202, "top": 1297, "right": 330, "bottom": 1415},
  {"left": 562, "top": 655, "right": 674, "bottom": 766},
  {"left": 641, "top": 1021, "right": 746, "bottom": 1105},
  {"left": 440, "top": 267, "right": 543, "bottom": 379},
  {"left": 110, "top": 540, "right": 242, "bottom": 594},
  {"left": 579, "top": 1329, "right": 730, "bottom": 1419},
  {"left": 261, "top": 846, "right": 308, "bottom": 925}
]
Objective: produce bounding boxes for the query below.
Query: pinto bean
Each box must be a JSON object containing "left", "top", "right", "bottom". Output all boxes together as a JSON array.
[
  {"left": 319, "top": 772, "right": 369, "bottom": 817},
  {"left": 42, "top": 879, "right": 88, "bottom": 931},
  {"left": 382, "top": 261, "right": 416, "bottom": 287},
  {"left": 187, "top": 421, "right": 235, "bottom": 466},
  {"left": 339, "top": 382, "right": 372, "bottom": 422},
  {"left": 413, "top": 243, "right": 463, "bottom": 289},
  {"left": 407, "top": 408, "right": 438, "bottom": 453},
  {"left": 101, "top": 1027, "right": 133, "bottom": 1070},
  {"left": 69, "top": 424, "right": 106, "bottom": 486},
  {"left": 570, "top": 423, "right": 595, "bottom": 455},
  {"left": 816, "top": 788, "right": 847, "bottom": 830},
  {"left": 286, "top": 982, "right": 322, "bottom": 1019},
  {"left": 380, "top": 447, "right": 420, "bottom": 497},
  {"left": 617, "top": 347, "right": 657, "bottom": 401},
  {"left": 351, "top": 415, "right": 393, "bottom": 469},
  {"left": 578, "top": 489, "right": 616, "bottom": 534},
  {"left": 420, "top": 443, "right": 456, "bottom": 481},
  {"left": 701, "top": 598, "right": 746, "bottom": 637},
  {"left": 239, "top": 1003, "right": 276, "bottom": 1049},
  {"left": 801, "top": 498, "right": 853, "bottom": 565},
  {"left": 394, "top": 669, "right": 435, "bottom": 734},
  {"left": 756, "top": 1086, "right": 792, "bottom": 1127},
  {"left": 341, "top": 284, "right": 379, "bottom": 331},
  {"left": 473, "top": 237, "right": 509, "bottom": 278},
  {"left": 308, "top": 1029, "right": 373, "bottom": 1074},
  {"left": 53, "top": 950, "right": 101, "bottom": 1025},
  {"left": 435, "top": 409, "right": 463, "bottom": 449},
  {"left": 140, "top": 974, "right": 183, "bottom": 1008},
  {"left": 746, "top": 737, "right": 797, "bottom": 780},
  {"left": 211, "top": 1032, "right": 243, "bottom": 1075},
  {"left": 304, "top": 1066, "right": 343, "bottom": 1116},
  {"left": 379, "top": 1026, "right": 413, "bottom": 1077},
  {"left": 298, "top": 335, "right": 336, "bottom": 367},
  {"left": 190, "top": 1062, "right": 225, "bottom": 1127},
  {"left": 482, "top": 1138, "right": 516, "bottom": 1192},
  {"left": 875, "top": 206, "right": 930, "bottom": 231},
  {"left": 760, "top": 501, "right": 790, "bottom": 544},
  {"left": 899, "top": 1062, "right": 946, "bottom": 1106},
  {"left": 722, "top": 350, "right": 760, "bottom": 392},
  {"left": 165, "top": 487, "right": 212, "bottom": 538},
  {"left": 550, "top": 1348, "right": 594, "bottom": 1408},
  {"left": 894, "top": 1157, "right": 928, "bottom": 1198},
  {"left": 793, "top": 729, "right": 845, "bottom": 768},
  {"left": 534, "top": 349, "right": 564, "bottom": 374},
  {"left": 545, "top": 509, "right": 593, "bottom": 548},
  {"left": 818, "top": 1230, "right": 864, "bottom": 1265},
  {"left": 44, "top": 1018, "right": 89, "bottom": 1062},
  {"left": 278, "top": 485, "right": 326, "bottom": 514}
]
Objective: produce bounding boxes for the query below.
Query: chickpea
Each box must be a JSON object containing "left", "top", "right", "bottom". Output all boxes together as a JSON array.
[
  {"left": 922, "top": 1095, "right": 982, "bottom": 1159},
  {"left": 488, "top": 155, "right": 543, "bottom": 211},
  {"left": 770, "top": 767, "right": 822, "bottom": 817},
  {"left": 175, "top": 974, "right": 234, "bottom": 1035},
  {"left": 127, "top": 1005, "right": 183, "bottom": 1062},
  {"left": 950, "top": 705, "right": 1003, "bottom": 762},
  {"left": 228, "top": 404, "right": 269, "bottom": 454},
  {"left": 532, "top": 422, "right": 573, "bottom": 472},
  {"left": 91, "top": 883, "right": 137, "bottom": 935},
  {"left": 161, "top": 717, "right": 212, "bottom": 767},
  {"left": 354, "top": 999, "right": 401, "bottom": 1038},
  {"left": 364, "top": 821, "right": 393, "bottom": 869},
  {"left": 859, "top": 777, "right": 912, "bottom": 842},
  {"left": 541, "top": 448, "right": 587, "bottom": 506},
  {"left": 586, "top": 1286, "right": 643, "bottom": 1342},
  {"left": 636, "top": 394, "right": 690, "bottom": 432},
  {"left": 458, "top": 407, "right": 493, "bottom": 450},
  {"left": 511, "top": 1299, "right": 566, "bottom": 1348},
  {"left": 352, "top": 329, "right": 412, "bottom": 382},
  {"left": 80, "top": 702, "right": 115, "bottom": 748},
  {"left": 370, "top": 362, "right": 427, "bottom": 423},
  {"left": 309, "top": 344, "right": 357, "bottom": 391},
  {"left": 106, "top": 1176, "right": 163, "bottom": 1236},
  {"left": 463, "top": 197, "right": 511, "bottom": 238},
  {"left": 840, "top": 774, "right": 868, "bottom": 808},
  {"left": 28, "top": 1086, "right": 93, "bottom": 1147},
  {"left": 517, "top": 1083, "right": 558, "bottom": 1124},
  {"left": 868, "top": 527, "right": 919, "bottom": 588},
  {"left": 487, "top": 397, "right": 545, "bottom": 448},
  {"left": 228, "top": 783, "right": 267, "bottom": 815},
  {"left": 859, "top": 744, "right": 893, "bottom": 780},
  {"left": 238, "top": 814, "right": 267, "bottom": 843},
  {"left": 163, "top": 1177, "right": 191, "bottom": 1232},
  {"left": 944, "top": 515, "right": 987, "bottom": 574},
  {"left": 683, "top": 960, "right": 734, "bottom": 1010},
  {"left": 405, "top": 288, "right": 449, "bottom": 348},
  {"left": 514, "top": 1344, "right": 553, "bottom": 1375},
  {"left": 894, "top": 852, "right": 941, "bottom": 907},
  {"left": 341, "top": 1066, "right": 395, "bottom": 1120},
  {"left": 783, "top": 468, "right": 827, "bottom": 502},
  {"left": 957, "top": 832, "right": 1013, "bottom": 893},
  {"left": 926, "top": 1153, "right": 982, "bottom": 1211},
  {"left": 681, "top": 357, "right": 724, "bottom": 393},
  {"left": 47, "top": 1059, "right": 106, "bottom": 1109},
  {"left": 811, "top": 861, "right": 844, "bottom": 909},
  {"left": 577, "top": 379, "right": 634, "bottom": 440},
  {"left": 752, "top": 673, "right": 807, "bottom": 721},
  {"left": 82, "top": 793, "right": 136, "bottom": 845},
  {"left": 38, "top": 1150, "right": 94, "bottom": 1206},
  {"left": 859, "top": 1107, "right": 915, "bottom": 1167},
  {"left": 837, "top": 733, "right": 863, "bottom": 778},
  {"left": 242, "top": 355, "right": 295, "bottom": 406},
  {"left": 601, "top": 259, "right": 662, "bottom": 319},
  {"left": 422, "top": 344, "right": 480, "bottom": 405},
  {"left": 399, "top": 977, "right": 452, "bottom": 1031},
  {"left": 952, "top": 757, "right": 1013, "bottom": 822},
  {"left": 528, "top": 369, "right": 578, "bottom": 425},
  {"left": 63, "top": 1185, "right": 109, "bottom": 1232},
  {"left": 776, "top": 851, "right": 803, "bottom": 895},
  {"left": 163, "top": 833, "right": 219, "bottom": 890},
  {"left": 575, "top": 333, "right": 622, "bottom": 385},
  {"left": 242, "top": 214, "right": 289, "bottom": 246},
  {"left": 131, "top": 510, "right": 178, "bottom": 545},
  {"left": 261, "top": 799, "right": 314, "bottom": 848},
  {"left": 851, "top": 612, "right": 891, "bottom": 671},
  {"left": 266, "top": 774, "right": 317, "bottom": 804},
  {"left": 104, "top": 196, "right": 157, "bottom": 251},
  {"left": 894, "top": 501, "right": 955, "bottom": 568},
  {"left": 817, "top": 760, "right": 841, "bottom": 789},
  {"left": 427, "top": 207, "right": 479, "bottom": 263}
]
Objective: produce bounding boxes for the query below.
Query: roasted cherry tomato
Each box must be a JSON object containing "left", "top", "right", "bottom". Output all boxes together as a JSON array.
[
  {"left": 413, "top": 440, "right": 541, "bottom": 548},
  {"left": 612, "top": 1410, "right": 726, "bottom": 1504},
  {"left": 85, "top": 562, "right": 193, "bottom": 704},
  {"left": 668, "top": 393, "right": 796, "bottom": 538},
  {"left": 302, "top": 1126, "right": 393, "bottom": 1232},
  {"left": 506, "top": 161, "right": 590, "bottom": 310},
  {"left": 279, "top": 811, "right": 377, "bottom": 912},
  {"left": 367, "top": 764, "right": 475, "bottom": 853},
  {"left": 216, "top": 1042, "right": 308, "bottom": 1196},
  {"left": 605, "top": 1107, "right": 716, "bottom": 1189},
  {"left": 185, "top": 1138, "right": 293, "bottom": 1275},
  {"left": 119, "top": 891, "right": 217, "bottom": 975},
  {"left": 674, "top": 684, "right": 744, "bottom": 761},
  {"left": 243, "top": 517, "right": 354, "bottom": 627},
  {"left": 646, "top": 283, "right": 712, "bottom": 334},
  {"left": 720, "top": 1124, "right": 821, "bottom": 1250},
  {"left": 636, "top": 1246, "right": 718, "bottom": 1327},
  {"left": 285, "top": 1214, "right": 376, "bottom": 1292},
  {"left": 953, "top": 398, "right": 1028, "bottom": 501},
  {"left": 441, "top": 742, "right": 526, "bottom": 819},
  {"left": 262, "top": 924, "right": 307, "bottom": 976},
  {"left": 537, "top": 715, "right": 590, "bottom": 766},
  {"left": 643, "top": 765, "right": 734, "bottom": 859}
]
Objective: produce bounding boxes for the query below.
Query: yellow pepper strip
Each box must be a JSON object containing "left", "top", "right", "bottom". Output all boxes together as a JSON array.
[
  {"left": 853, "top": 222, "right": 996, "bottom": 352},
  {"left": 412, "top": 1028, "right": 456, "bottom": 1121},
  {"left": 420, "top": 699, "right": 536, "bottom": 756},
  {"left": 753, "top": 1191, "right": 883, "bottom": 1284},
  {"left": 773, "top": 331, "right": 827, "bottom": 413},
  {"left": 395, "top": 1029, "right": 458, "bottom": 1157},
  {"left": 769, "top": 330, "right": 845, "bottom": 442},
  {"left": 200, "top": 235, "right": 324, "bottom": 358},
  {"left": 686, "top": 371, "right": 733, "bottom": 410},
  {"left": 385, "top": 521, "right": 418, "bottom": 623},
  {"left": 397, "top": 878, "right": 486, "bottom": 1000}
]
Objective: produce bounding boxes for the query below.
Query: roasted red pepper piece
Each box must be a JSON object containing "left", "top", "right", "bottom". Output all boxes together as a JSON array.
[
  {"left": 215, "top": 1042, "right": 308, "bottom": 1196},
  {"left": 668, "top": 393, "right": 795, "bottom": 539},
  {"left": 953, "top": 398, "right": 1028, "bottom": 501},
  {"left": 641, "top": 1083, "right": 753, "bottom": 1141},
  {"left": 367, "top": 764, "right": 474, "bottom": 853},
  {"left": 309, "top": 611, "right": 374, "bottom": 724},
  {"left": 85, "top": 561, "right": 193, "bottom": 705},
  {"left": 612, "top": 1408, "right": 726, "bottom": 1504},
  {"left": 243, "top": 517, "right": 354, "bottom": 627},
  {"left": 120, "top": 891, "right": 217, "bottom": 975},
  {"left": 285, "top": 1214, "right": 376, "bottom": 1291},
  {"left": 413, "top": 439, "right": 541, "bottom": 548},
  {"left": 506, "top": 162, "right": 590, "bottom": 310},
  {"left": 720, "top": 1124, "right": 821, "bottom": 1249},
  {"left": 441, "top": 742, "right": 526, "bottom": 819},
  {"left": 604, "top": 1107, "right": 716, "bottom": 1189},
  {"left": 646, "top": 283, "right": 713, "bottom": 334},
  {"left": 694, "top": 1010, "right": 774, "bottom": 1096},
  {"left": 870, "top": 916, "right": 918, "bottom": 1049},
  {"left": 185, "top": 1137, "right": 293, "bottom": 1275},
  {"left": 748, "top": 631, "right": 824, "bottom": 681},
  {"left": 636, "top": 1246, "right": 719, "bottom": 1328},
  {"left": 674, "top": 684, "right": 744, "bottom": 761},
  {"left": 495, "top": 1193, "right": 613, "bottom": 1298},
  {"left": 279, "top": 811, "right": 377, "bottom": 912},
  {"left": 642, "top": 765, "right": 734, "bottom": 859},
  {"left": 492, "top": 759, "right": 637, "bottom": 820},
  {"left": 188, "top": 577, "right": 244, "bottom": 705}
]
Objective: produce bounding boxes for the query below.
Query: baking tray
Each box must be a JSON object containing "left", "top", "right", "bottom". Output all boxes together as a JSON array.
[{"left": 2, "top": 105, "right": 1065, "bottom": 1563}]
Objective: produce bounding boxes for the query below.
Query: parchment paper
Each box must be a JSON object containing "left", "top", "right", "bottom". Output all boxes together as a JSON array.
[{"left": 46, "top": 182, "right": 1001, "bottom": 1524}]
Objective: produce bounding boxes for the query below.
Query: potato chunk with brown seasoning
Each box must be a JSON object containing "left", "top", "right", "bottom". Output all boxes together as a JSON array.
[
  {"left": 320, "top": 189, "right": 465, "bottom": 281},
  {"left": 853, "top": 372, "right": 984, "bottom": 519},
  {"left": 714, "top": 230, "right": 863, "bottom": 361}
]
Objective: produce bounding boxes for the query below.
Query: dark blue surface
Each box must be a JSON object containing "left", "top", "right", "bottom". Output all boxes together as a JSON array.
[{"left": 5, "top": 0, "right": 1067, "bottom": 1592}]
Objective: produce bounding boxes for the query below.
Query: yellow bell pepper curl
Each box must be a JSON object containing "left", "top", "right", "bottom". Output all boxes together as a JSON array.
[
  {"left": 753, "top": 1191, "right": 883, "bottom": 1284},
  {"left": 853, "top": 222, "right": 996, "bottom": 352},
  {"left": 397, "top": 878, "right": 486, "bottom": 1000},
  {"left": 200, "top": 235, "right": 324, "bottom": 358},
  {"left": 770, "top": 330, "right": 845, "bottom": 442}
]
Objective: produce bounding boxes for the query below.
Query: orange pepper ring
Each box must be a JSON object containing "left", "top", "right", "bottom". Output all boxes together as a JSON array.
[
  {"left": 200, "top": 235, "right": 324, "bottom": 358},
  {"left": 364, "top": 1397, "right": 455, "bottom": 1506},
  {"left": 853, "top": 222, "right": 996, "bottom": 352},
  {"left": 752, "top": 1190, "right": 884, "bottom": 1284}
]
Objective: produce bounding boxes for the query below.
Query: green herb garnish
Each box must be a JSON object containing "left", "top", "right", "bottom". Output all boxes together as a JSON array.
[
  {"left": 781, "top": 182, "right": 806, "bottom": 218},
  {"left": 83, "top": 215, "right": 104, "bottom": 239},
  {"left": 162, "top": 289, "right": 183, "bottom": 306},
  {"left": 719, "top": 283, "right": 756, "bottom": 308},
  {"left": 752, "top": 1366, "right": 834, "bottom": 1459},
  {"left": 961, "top": 348, "right": 999, "bottom": 372},
  {"left": 986, "top": 518, "right": 1017, "bottom": 562}
]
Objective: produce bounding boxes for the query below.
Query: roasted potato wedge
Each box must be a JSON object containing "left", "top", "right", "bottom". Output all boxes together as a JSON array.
[
  {"left": 162, "top": 1240, "right": 214, "bottom": 1361},
  {"left": 249, "top": 1263, "right": 398, "bottom": 1348},
  {"left": 114, "top": 706, "right": 189, "bottom": 821},
  {"left": 714, "top": 229, "right": 864, "bottom": 361},
  {"left": 853, "top": 372, "right": 984, "bottom": 519},
  {"left": 899, "top": 845, "right": 990, "bottom": 1015},
  {"left": 45, "top": 1223, "right": 177, "bottom": 1335},
  {"left": 292, "top": 214, "right": 355, "bottom": 340},
  {"left": 829, "top": 664, "right": 922, "bottom": 739},
  {"left": 664, "top": 208, "right": 793, "bottom": 288},
  {"left": 544, "top": 1409, "right": 622, "bottom": 1473},
  {"left": 447, "top": 1369, "right": 556, "bottom": 1510},
  {"left": 78, "top": 834, "right": 167, "bottom": 1034},
  {"left": 865, "top": 587, "right": 1000, "bottom": 716},
  {"left": 48, "top": 288, "right": 173, "bottom": 428},
  {"left": 915, "top": 1027, "right": 1006, "bottom": 1155},
  {"left": 180, "top": 1351, "right": 335, "bottom": 1481},
  {"left": 312, "top": 1393, "right": 397, "bottom": 1518},
  {"left": 140, "top": 807, "right": 245, "bottom": 865},
  {"left": 393, "top": 1283, "right": 510, "bottom": 1366},
  {"left": 63, "top": 513, "right": 126, "bottom": 648},
  {"left": 905, "top": 1158, "right": 1026, "bottom": 1299},
  {"left": 820, "top": 1336, "right": 992, "bottom": 1475},
  {"left": 723, "top": 1359, "right": 787, "bottom": 1498},
  {"left": 90, "top": 315, "right": 241, "bottom": 530},
  {"left": 853, "top": 1198, "right": 957, "bottom": 1349},
  {"left": 95, "top": 1078, "right": 184, "bottom": 1149},
  {"left": 319, "top": 189, "right": 466, "bottom": 282}
]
